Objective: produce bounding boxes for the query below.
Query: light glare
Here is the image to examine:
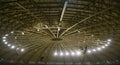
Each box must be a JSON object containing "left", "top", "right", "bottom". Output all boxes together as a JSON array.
[
  {"left": 87, "top": 50, "right": 91, "bottom": 53},
  {"left": 97, "top": 47, "right": 101, "bottom": 51},
  {"left": 8, "top": 44, "right": 11, "bottom": 47},
  {"left": 3, "top": 40, "right": 6, "bottom": 42},
  {"left": 4, "top": 42, "right": 8, "bottom": 44},
  {"left": 2, "top": 37, "right": 6, "bottom": 39},
  {"left": 107, "top": 39, "right": 111, "bottom": 42},
  {"left": 16, "top": 48, "right": 19, "bottom": 50},
  {"left": 92, "top": 49, "right": 96, "bottom": 52},
  {"left": 71, "top": 52, "right": 75, "bottom": 55},
  {"left": 5, "top": 34, "right": 8, "bottom": 36},
  {"left": 54, "top": 52, "right": 58, "bottom": 56},
  {"left": 60, "top": 52, "right": 63, "bottom": 56},
  {"left": 65, "top": 52, "right": 69, "bottom": 56},
  {"left": 101, "top": 46, "right": 105, "bottom": 48},
  {"left": 22, "top": 32, "right": 24, "bottom": 35},
  {"left": 11, "top": 45, "right": 15, "bottom": 49},
  {"left": 76, "top": 51, "right": 81, "bottom": 55},
  {"left": 11, "top": 31, "right": 14, "bottom": 34},
  {"left": 107, "top": 42, "right": 110, "bottom": 44},
  {"left": 37, "top": 29, "right": 40, "bottom": 31},
  {"left": 105, "top": 44, "right": 108, "bottom": 47},
  {"left": 21, "top": 48, "right": 25, "bottom": 52}
]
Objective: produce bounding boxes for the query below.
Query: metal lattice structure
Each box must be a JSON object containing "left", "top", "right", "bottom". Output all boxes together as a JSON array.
[{"left": 0, "top": 0, "right": 120, "bottom": 65}]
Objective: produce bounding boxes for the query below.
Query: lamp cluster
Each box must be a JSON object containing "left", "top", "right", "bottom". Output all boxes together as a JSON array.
[
  {"left": 54, "top": 39, "right": 112, "bottom": 56},
  {"left": 54, "top": 50, "right": 82, "bottom": 56},
  {"left": 2, "top": 31, "right": 25, "bottom": 52},
  {"left": 87, "top": 39, "right": 111, "bottom": 53}
]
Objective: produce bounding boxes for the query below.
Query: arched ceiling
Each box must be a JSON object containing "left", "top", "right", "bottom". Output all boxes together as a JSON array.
[{"left": 0, "top": 0, "right": 120, "bottom": 65}]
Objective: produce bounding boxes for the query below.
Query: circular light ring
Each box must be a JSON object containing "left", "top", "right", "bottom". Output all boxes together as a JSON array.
[
  {"left": 2, "top": 31, "right": 111, "bottom": 55},
  {"left": 2, "top": 31, "right": 25, "bottom": 52}
]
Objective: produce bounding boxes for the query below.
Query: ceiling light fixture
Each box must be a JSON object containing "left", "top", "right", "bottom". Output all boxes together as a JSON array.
[
  {"left": 87, "top": 50, "right": 91, "bottom": 53},
  {"left": 97, "top": 47, "right": 101, "bottom": 51},
  {"left": 71, "top": 52, "right": 75, "bottom": 55},
  {"left": 11, "top": 31, "right": 14, "bottom": 34},
  {"left": 60, "top": 52, "right": 63, "bottom": 56},
  {"left": 8, "top": 44, "right": 11, "bottom": 47},
  {"left": 107, "top": 42, "right": 110, "bottom": 44},
  {"left": 37, "top": 29, "right": 40, "bottom": 31},
  {"left": 3, "top": 40, "right": 6, "bottom": 42},
  {"left": 11, "top": 45, "right": 15, "bottom": 49},
  {"left": 22, "top": 32, "right": 24, "bottom": 35},
  {"left": 4, "top": 42, "right": 8, "bottom": 44},
  {"left": 76, "top": 51, "right": 81, "bottom": 55},
  {"left": 2, "top": 33, "right": 25, "bottom": 53},
  {"left": 5, "top": 34, "right": 9, "bottom": 36},
  {"left": 92, "top": 49, "right": 96, "bottom": 52},
  {"left": 107, "top": 39, "right": 111, "bottom": 42},
  {"left": 16, "top": 48, "right": 20, "bottom": 50},
  {"left": 105, "top": 44, "right": 108, "bottom": 47},
  {"left": 2, "top": 37, "right": 6, "bottom": 39},
  {"left": 54, "top": 52, "right": 58, "bottom": 56},
  {"left": 101, "top": 46, "right": 105, "bottom": 49},
  {"left": 21, "top": 48, "right": 25, "bottom": 52},
  {"left": 65, "top": 52, "right": 69, "bottom": 56}
]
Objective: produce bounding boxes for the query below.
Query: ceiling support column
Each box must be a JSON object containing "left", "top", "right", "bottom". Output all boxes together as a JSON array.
[{"left": 60, "top": 1, "right": 68, "bottom": 22}]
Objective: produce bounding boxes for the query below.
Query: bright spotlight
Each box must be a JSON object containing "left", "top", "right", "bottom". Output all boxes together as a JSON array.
[
  {"left": 11, "top": 31, "right": 14, "bottom": 34},
  {"left": 76, "top": 51, "right": 81, "bottom": 55},
  {"left": 8, "top": 44, "right": 11, "bottom": 47},
  {"left": 60, "top": 52, "right": 63, "bottom": 56},
  {"left": 21, "top": 48, "right": 25, "bottom": 52},
  {"left": 2, "top": 37, "right": 6, "bottom": 39},
  {"left": 22, "top": 32, "right": 24, "bottom": 35},
  {"left": 3, "top": 40, "right": 6, "bottom": 42},
  {"left": 11, "top": 45, "right": 15, "bottom": 49},
  {"left": 87, "top": 50, "right": 91, "bottom": 53},
  {"left": 54, "top": 52, "right": 58, "bottom": 56},
  {"left": 91, "top": 35, "right": 94, "bottom": 37},
  {"left": 65, "top": 52, "right": 69, "bottom": 56},
  {"left": 97, "top": 47, "right": 101, "bottom": 51},
  {"left": 71, "top": 52, "right": 75, "bottom": 55},
  {"left": 4, "top": 42, "right": 8, "bottom": 44},
  {"left": 16, "top": 48, "right": 20, "bottom": 50},
  {"left": 101, "top": 46, "right": 105, "bottom": 48},
  {"left": 107, "top": 39, "right": 111, "bottom": 42},
  {"left": 105, "top": 44, "right": 108, "bottom": 47},
  {"left": 37, "top": 29, "right": 40, "bottom": 31},
  {"left": 107, "top": 42, "right": 110, "bottom": 44},
  {"left": 92, "top": 49, "right": 96, "bottom": 52},
  {"left": 5, "top": 34, "right": 9, "bottom": 36},
  {"left": 58, "top": 27, "right": 60, "bottom": 31}
]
